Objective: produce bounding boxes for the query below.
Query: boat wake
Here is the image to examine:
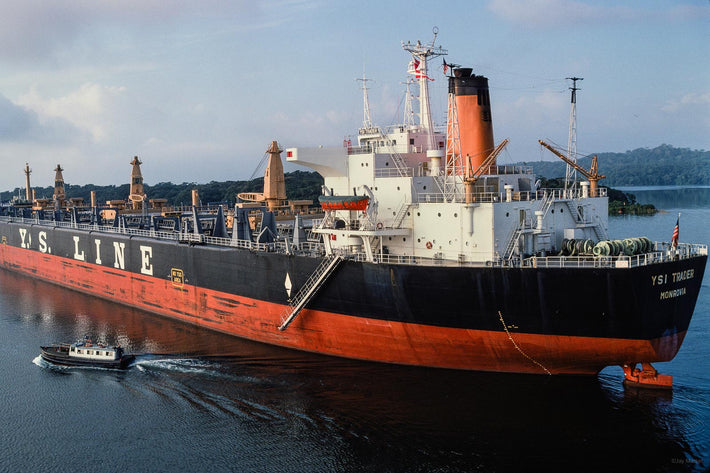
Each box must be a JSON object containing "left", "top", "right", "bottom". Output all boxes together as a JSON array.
[{"left": 132, "top": 356, "right": 218, "bottom": 375}]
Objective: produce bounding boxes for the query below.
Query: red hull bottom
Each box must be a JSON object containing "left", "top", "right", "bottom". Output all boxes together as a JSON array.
[{"left": 0, "top": 245, "right": 683, "bottom": 375}]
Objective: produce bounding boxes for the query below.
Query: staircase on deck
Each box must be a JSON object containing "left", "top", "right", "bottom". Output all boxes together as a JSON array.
[{"left": 278, "top": 254, "right": 343, "bottom": 331}]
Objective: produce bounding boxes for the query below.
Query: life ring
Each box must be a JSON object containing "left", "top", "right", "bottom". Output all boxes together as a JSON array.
[
  {"left": 426, "top": 241, "right": 433, "bottom": 249},
  {"left": 376, "top": 222, "right": 383, "bottom": 230}
]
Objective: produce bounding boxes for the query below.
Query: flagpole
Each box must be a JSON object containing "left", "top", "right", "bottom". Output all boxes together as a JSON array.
[{"left": 671, "top": 212, "right": 680, "bottom": 249}]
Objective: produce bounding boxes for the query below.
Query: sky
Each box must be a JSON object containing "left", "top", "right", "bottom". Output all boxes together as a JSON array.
[{"left": 0, "top": 0, "right": 708, "bottom": 194}]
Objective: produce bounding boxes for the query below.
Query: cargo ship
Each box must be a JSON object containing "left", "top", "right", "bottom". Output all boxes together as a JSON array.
[{"left": 1, "top": 32, "right": 706, "bottom": 385}]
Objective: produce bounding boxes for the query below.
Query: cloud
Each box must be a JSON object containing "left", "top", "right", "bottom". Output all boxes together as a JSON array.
[
  {"left": 497, "top": 89, "right": 568, "bottom": 128},
  {"left": 0, "top": 0, "right": 315, "bottom": 62},
  {"left": 661, "top": 92, "right": 710, "bottom": 114},
  {"left": 660, "top": 92, "right": 710, "bottom": 131},
  {"left": 17, "top": 83, "right": 126, "bottom": 142},
  {"left": 0, "top": 93, "right": 83, "bottom": 143},
  {"left": 487, "top": 0, "right": 634, "bottom": 28}
]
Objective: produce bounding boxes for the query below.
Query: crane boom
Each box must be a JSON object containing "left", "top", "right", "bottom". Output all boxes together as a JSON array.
[
  {"left": 467, "top": 139, "right": 509, "bottom": 182},
  {"left": 538, "top": 139, "right": 605, "bottom": 196}
]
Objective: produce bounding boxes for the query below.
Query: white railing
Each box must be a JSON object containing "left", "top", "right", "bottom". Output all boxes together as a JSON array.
[
  {"left": 412, "top": 187, "right": 607, "bottom": 205},
  {"left": 0, "top": 215, "right": 313, "bottom": 254},
  {"left": 524, "top": 243, "right": 707, "bottom": 269}
]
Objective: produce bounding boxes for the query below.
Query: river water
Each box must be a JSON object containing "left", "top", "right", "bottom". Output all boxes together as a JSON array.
[{"left": 1, "top": 187, "right": 708, "bottom": 472}]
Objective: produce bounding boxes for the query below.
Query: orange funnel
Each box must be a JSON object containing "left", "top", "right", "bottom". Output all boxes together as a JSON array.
[{"left": 447, "top": 68, "right": 495, "bottom": 176}]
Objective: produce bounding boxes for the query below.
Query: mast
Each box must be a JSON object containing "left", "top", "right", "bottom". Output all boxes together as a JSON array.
[
  {"left": 263, "top": 141, "right": 286, "bottom": 211},
  {"left": 444, "top": 87, "right": 462, "bottom": 199},
  {"left": 24, "top": 163, "right": 31, "bottom": 202},
  {"left": 129, "top": 156, "right": 145, "bottom": 210},
  {"left": 565, "top": 77, "right": 583, "bottom": 193},
  {"left": 53, "top": 164, "right": 65, "bottom": 207},
  {"left": 356, "top": 74, "right": 378, "bottom": 134},
  {"left": 402, "top": 27, "right": 447, "bottom": 151},
  {"left": 401, "top": 79, "right": 416, "bottom": 127}
]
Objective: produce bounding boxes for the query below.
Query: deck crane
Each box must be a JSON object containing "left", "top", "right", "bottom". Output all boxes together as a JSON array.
[
  {"left": 463, "top": 139, "right": 509, "bottom": 203},
  {"left": 538, "top": 139, "right": 605, "bottom": 197}
]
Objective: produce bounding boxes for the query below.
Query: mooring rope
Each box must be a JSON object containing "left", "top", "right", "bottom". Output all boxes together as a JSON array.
[{"left": 498, "top": 310, "right": 552, "bottom": 375}]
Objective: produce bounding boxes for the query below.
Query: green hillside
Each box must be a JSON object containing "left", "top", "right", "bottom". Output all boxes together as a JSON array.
[{"left": 522, "top": 144, "right": 709, "bottom": 186}]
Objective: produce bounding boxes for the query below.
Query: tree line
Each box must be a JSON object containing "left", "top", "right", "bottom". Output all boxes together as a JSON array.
[
  {"left": 2, "top": 144, "right": 704, "bottom": 213},
  {"left": 523, "top": 144, "right": 709, "bottom": 186},
  {"left": 0, "top": 170, "right": 325, "bottom": 207}
]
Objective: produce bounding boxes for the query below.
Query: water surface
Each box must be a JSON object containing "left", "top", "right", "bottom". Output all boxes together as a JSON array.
[{"left": 1, "top": 186, "right": 708, "bottom": 472}]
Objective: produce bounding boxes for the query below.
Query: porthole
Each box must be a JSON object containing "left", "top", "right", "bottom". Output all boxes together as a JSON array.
[
  {"left": 423, "top": 185, "right": 427, "bottom": 190},
  {"left": 437, "top": 212, "right": 441, "bottom": 217},
  {"left": 397, "top": 186, "right": 400, "bottom": 191},
  {"left": 454, "top": 213, "right": 458, "bottom": 218},
  {"left": 506, "top": 212, "right": 509, "bottom": 217},
  {"left": 417, "top": 212, "right": 421, "bottom": 216}
]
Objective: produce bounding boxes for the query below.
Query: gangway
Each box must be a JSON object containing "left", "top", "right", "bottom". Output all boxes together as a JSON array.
[{"left": 278, "top": 254, "right": 343, "bottom": 331}]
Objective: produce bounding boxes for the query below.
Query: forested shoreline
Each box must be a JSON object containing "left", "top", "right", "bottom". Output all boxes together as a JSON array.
[{"left": 2, "top": 145, "right": 705, "bottom": 214}]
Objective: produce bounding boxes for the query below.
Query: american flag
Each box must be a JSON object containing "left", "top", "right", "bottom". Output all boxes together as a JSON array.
[{"left": 671, "top": 215, "right": 679, "bottom": 248}]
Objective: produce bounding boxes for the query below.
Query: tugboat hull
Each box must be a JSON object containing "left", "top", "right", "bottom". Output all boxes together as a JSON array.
[{"left": 40, "top": 346, "right": 134, "bottom": 369}]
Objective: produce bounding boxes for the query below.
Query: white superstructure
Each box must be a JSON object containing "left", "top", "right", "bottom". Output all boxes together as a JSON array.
[{"left": 287, "top": 33, "right": 608, "bottom": 266}]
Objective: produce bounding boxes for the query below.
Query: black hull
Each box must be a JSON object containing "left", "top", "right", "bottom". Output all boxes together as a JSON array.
[
  {"left": 4, "top": 221, "right": 703, "bottom": 338},
  {"left": 40, "top": 346, "right": 134, "bottom": 369}
]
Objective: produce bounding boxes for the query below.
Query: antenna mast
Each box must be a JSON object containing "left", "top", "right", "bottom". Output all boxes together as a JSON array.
[
  {"left": 402, "top": 26, "right": 447, "bottom": 151},
  {"left": 356, "top": 74, "right": 378, "bottom": 134},
  {"left": 401, "top": 79, "right": 416, "bottom": 127},
  {"left": 565, "top": 77, "right": 583, "bottom": 193}
]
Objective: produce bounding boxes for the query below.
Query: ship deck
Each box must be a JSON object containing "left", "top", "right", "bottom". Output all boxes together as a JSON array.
[{"left": 0, "top": 215, "right": 706, "bottom": 270}]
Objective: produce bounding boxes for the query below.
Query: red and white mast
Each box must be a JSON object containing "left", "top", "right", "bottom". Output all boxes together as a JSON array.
[{"left": 402, "top": 27, "right": 447, "bottom": 151}]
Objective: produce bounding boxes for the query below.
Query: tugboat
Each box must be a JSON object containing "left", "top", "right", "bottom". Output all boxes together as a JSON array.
[{"left": 40, "top": 336, "right": 134, "bottom": 369}]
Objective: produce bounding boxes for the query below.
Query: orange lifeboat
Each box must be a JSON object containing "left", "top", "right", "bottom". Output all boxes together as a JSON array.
[{"left": 318, "top": 195, "right": 370, "bottom": 211}]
